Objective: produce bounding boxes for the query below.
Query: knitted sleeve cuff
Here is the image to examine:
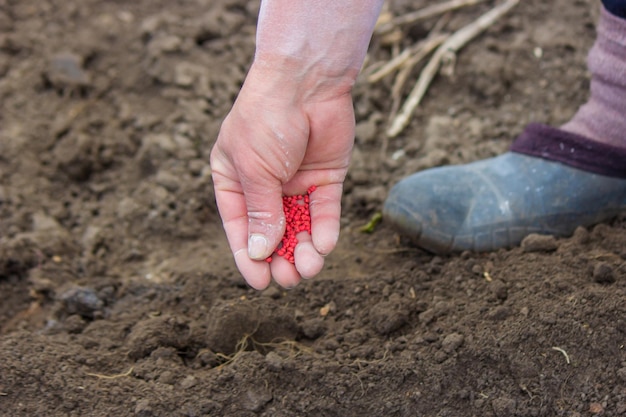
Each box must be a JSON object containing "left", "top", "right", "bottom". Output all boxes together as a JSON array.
[{"left": 510, "top": 123, "right": 626, "bottom": 178}]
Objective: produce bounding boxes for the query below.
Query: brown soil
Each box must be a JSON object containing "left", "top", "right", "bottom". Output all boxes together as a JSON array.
[{"left": 1, "top": 1, "right": 625, "bottom": 416}]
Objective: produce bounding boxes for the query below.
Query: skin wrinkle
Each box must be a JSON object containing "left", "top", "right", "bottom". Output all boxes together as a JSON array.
[
  {"left": 245, "top": 117, "right": 307, "bottom": 183},
  {"left": 248, "top": 216, "right": 285, "bottom": 234},
  {"left": 273, "top": 127, "right": 293, "bottom": 177},
  {"left": 238, "top": 151, "right": 284, "bottom": 186}
]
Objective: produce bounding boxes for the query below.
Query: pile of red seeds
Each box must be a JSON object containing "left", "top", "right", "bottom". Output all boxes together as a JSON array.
[{"left": 266, "top": 185, "right": 317, "bottom": 264}]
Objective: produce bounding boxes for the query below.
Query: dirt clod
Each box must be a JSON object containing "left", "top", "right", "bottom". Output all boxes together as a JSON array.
[
  {"left": 369, "top": 299, "right": 410, "bottom": 335},
  {"left": 441, "top": 332, "right": 464, "bottom": 353},
  {"left": 57, "top": 285, "right": 104, "bottom": 318},
  {"left": 205, "top": 300, "right": 298, "bottom": 355},
  {"left": 126, "top": 315, "right": 190, "bottom": 360},
  {"left": 592, "top": 262, "right": 616, "bottom": 284},
  {"left": 521, "top": 233, "right": 559, "bottom": 252}
]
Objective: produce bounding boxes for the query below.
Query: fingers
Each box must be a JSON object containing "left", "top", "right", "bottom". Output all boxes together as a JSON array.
[
  {"left": 294, "top": 231, "right": 325, "bottom": 278},
  {"left": 259, "top": 184, "right": 339, "bottom": 288},
  {"left": 269, "top": 230, "right": 324, "bottom": 288},
  {"left": 243, "top": 184, "right": 285, "bottom": 260},
  {"left": 269, "top": 256, "right": 301, "bottom": 288},
  {"left": 308, "top": 183, "right": 342, "bottom": 255},
  {"left": 234, "top": 249, "right": 272, "bottom": 290},
  {"left": 213, "top": 186, "right": 272, "bottom": 289}
]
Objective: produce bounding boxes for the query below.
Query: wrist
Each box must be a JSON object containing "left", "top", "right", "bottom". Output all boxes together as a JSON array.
[
  {"left": 246, "top": 55, "right": 358, "bottom": 103},
  {"left": 252, "top": 0, "right": 384, "bottom": 101}
]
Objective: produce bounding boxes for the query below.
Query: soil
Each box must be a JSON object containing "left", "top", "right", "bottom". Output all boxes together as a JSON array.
[{"left": 1, "top": 0, "right": 625, "bottom": 416}]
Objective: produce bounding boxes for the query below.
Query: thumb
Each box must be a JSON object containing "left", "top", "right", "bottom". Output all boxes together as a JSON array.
[{"left": 243, "top": 183, "right": 285, "bottom": 260}]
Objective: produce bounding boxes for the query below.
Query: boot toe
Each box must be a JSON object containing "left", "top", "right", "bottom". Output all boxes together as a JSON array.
[{"left": 383, "top": 153, "right": 626, "bottom": 254}]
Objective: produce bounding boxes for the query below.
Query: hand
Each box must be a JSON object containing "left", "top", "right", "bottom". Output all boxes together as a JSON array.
[{"left": 210, "top": 65, "right": 356, "bottom": 289}]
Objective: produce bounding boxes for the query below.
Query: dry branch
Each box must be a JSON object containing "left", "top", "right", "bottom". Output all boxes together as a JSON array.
[
  {"left": 376, "top": 0, "right": 490, "bottom": 35},
  {"left": 386, "top": 0, "right": 519, "bottom": 138},
  {"left": 367, "top": 33, "right": 449, "bottom": 83}
]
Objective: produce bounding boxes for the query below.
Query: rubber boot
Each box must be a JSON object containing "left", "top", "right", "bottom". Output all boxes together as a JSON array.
[{"left": 383, "top": 152, "right": 626, "bottom": 254}]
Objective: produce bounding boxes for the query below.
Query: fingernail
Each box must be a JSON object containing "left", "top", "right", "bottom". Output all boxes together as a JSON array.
[{"left": 248, "top": 234, "right": 269, "bottom": 260}]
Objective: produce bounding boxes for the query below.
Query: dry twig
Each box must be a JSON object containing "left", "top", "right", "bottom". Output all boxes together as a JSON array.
[
  {"left": 387, "top": 0, "right": 519, "bottom": 138},
  {"left": 376, "top": 0, "right": 490, "bottom": 35},
  {"left": 386, "top": 13, "right": 452, "bottom": 121},
  {"left": 551, "top": 346, "right": 571, "bottom": 364},
  {"left": 367, "top": 34, "right": 449, "bottom": 83}
]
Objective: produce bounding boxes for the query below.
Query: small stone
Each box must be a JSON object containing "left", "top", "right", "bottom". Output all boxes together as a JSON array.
[
  {"left": 180, "top": 375, "right": 197, "bottom": 389},
  {"left": 242, "top": 388, "right": 272, "bottom": 412},
  {"left": 136, "top": 134, "right": 178, "bottom": 176},
  {"left": 490, "top": 279, "right": 508, "bottom": 300},
  {"left": 471, "top": 264, "right": 484, "bottom": 275},
  {"left": 301, "top": 318, "right": 326, "bottom": 339},
  {"left": 521, "top": 234, "right": 558, "bottom": 252},
  {"left": 134, "top": 399, "right": 153, "bottom": 417},
  {"left": 423, "top": 332, "right": 439, "bottom": 343},
  {"left": 155, "top": 170, "right": 180, "bottom": 192},
  {"left": 63, "top": 314, "right": 87, "bottom": 334},
  {"left": 57, "top": 285, "right": 104, "bottom": 319},
  {"left": 197, "top": 350, "right": 219, "bottom": 367},
  {"left": 492, "top": 397, "right": 517, "bottom": 417},
  {"left": 53, "top": 133, "right": 95, "bottom": 181},
  {"left": 173, "top": 62, "right": 205, "bottom": 87},
  {"left": 486, "top": 306, "right": 511, "bottom": 321},
  {"left": 418, "top": 309, "right": 435, "bottom": 325},
  {"left": 320, "top": 301, "right": 336, "bottom": 317},
  {"left": 343, "top": 329, "right": 369, "bottom": 345},
  {"left": 369, "top": 300, "right": 409, "bottom": 335},
  {"left": 592, "top": 262, "right": 615, "bottom": 284},
  {"left": 147, "top": 34, "right": 182, "bottom": 54},
  {"left": 434, "top": 350, "right": 448, "bottom": 363},
  {"left": 441, "top": 333, "right": 464, "bottom": 353},
  {"left": 32, "top": 212, "right": 64, "bottom": 232},
  {"left": 188, "top": 159, "right": 206, "bottom": 176},
  {"left": 265, "top": 351, "right": 284, "bottom": 371},
  {"left": 158, "top": 371, "right": 176, "bottom": 385},
  {"left": 589, "top": 402, "right": 604, "bottom": 415},
  {"left": 116, "top": 197, "right": 141, "bottom": 220},
  {"left": 150, "top": 347, "right": 177, "bottom": 360},
  {"left": 46, "top": 52, "right": 91, "bottom": 88}
]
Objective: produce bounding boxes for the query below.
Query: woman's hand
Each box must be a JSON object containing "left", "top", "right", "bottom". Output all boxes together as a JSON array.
[
  {"left": 210, "top": 0, "right": 384, "bottom": 289},
  {"left": 210, "top": 66, "right": 356, "bottom": 289}
]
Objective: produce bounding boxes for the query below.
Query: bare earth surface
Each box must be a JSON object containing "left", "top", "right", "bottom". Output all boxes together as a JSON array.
[{"left": 1, "top": 0, "right": 625, "bottom": 416}]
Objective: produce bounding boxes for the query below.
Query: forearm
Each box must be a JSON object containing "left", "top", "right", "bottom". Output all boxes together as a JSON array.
[{"left": 252, "top": 0, "right": 384, "bottom": 97}]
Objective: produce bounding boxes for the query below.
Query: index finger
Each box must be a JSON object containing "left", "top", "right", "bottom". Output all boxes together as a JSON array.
[{"left": 213, "top": 185, "right": 273, "bottom": 290}]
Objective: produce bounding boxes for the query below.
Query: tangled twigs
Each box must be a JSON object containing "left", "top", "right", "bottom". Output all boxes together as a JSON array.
[
  {"left": 367, "top": 33, "right": 449, "bottom": 84},
  {"left": 387, "top": 0, "right": 520, "bottom": 138},
  {"left": 376, "top": 0, "right": 490, "bottom": 35}
]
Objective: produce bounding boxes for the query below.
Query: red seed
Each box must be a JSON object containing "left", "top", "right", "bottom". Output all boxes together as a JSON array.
[{"left": 266, "top": 185, "right": 316, "bottom": 264}]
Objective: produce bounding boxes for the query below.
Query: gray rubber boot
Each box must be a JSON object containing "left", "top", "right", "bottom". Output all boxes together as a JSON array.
[{"left": 383, "top": 152, "right": 626, "bottom": 254}]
